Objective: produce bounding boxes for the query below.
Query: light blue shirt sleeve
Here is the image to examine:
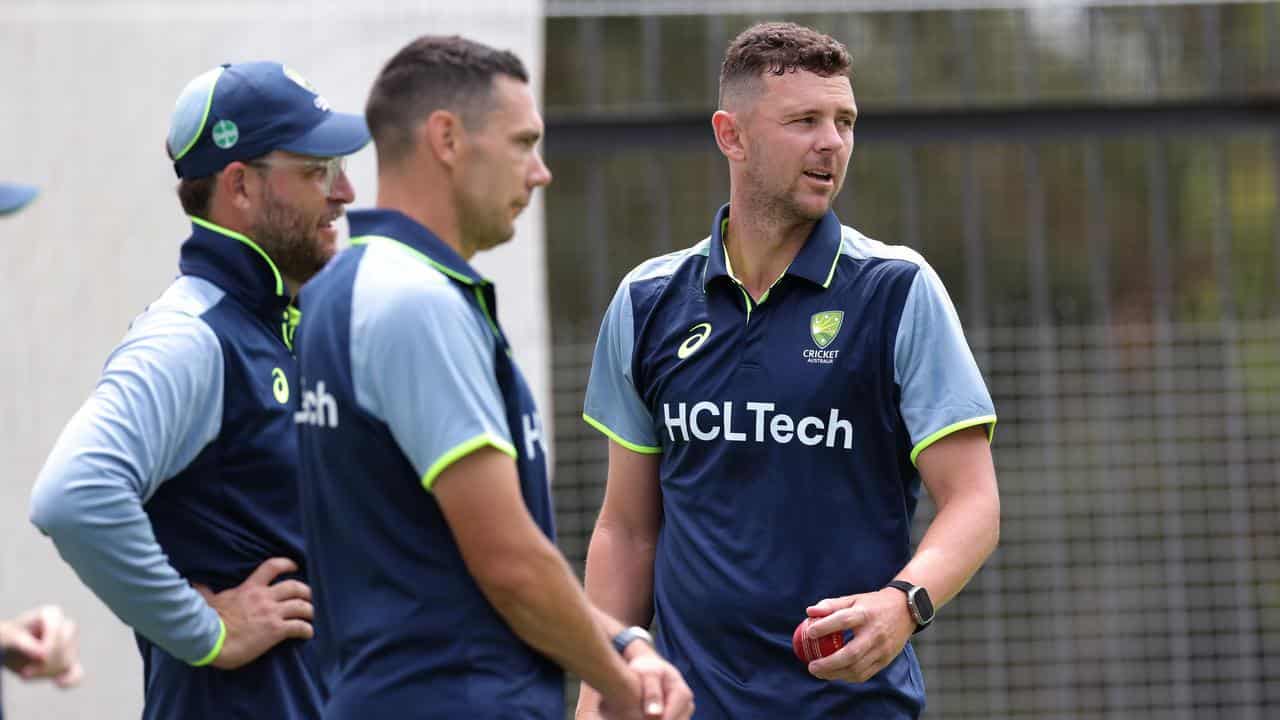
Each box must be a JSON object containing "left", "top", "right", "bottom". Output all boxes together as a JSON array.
[
  {"left": 352, "top": 265, "right": 514, "bottom": 490},
  {"left": 583, "top": 281, "right": 661, "bottom": 453},
  {"left": 30, "top": 308, "right": 226, "bottom": 665},
  {"left": 894, "top": 264, "right": 997, "bottom": 466}
]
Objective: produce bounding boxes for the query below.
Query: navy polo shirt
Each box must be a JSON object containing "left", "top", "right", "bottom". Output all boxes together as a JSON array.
[
  {"left": 31, "top": 218, "right": 323, "bottom": 719},
  {"left": 294, "top": 209, "right": 561, "bottom": 719},
  {"left": 584, "top": 204, "right": 996, "bottom": 718}
]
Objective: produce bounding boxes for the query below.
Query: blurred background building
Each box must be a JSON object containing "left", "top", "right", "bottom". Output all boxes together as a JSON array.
[{"left": 1, "top": 0, "right": 1277, "bottom": 718}]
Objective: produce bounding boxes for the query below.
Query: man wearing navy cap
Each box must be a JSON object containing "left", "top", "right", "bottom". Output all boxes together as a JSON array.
[{"left": 30, "top": 62, "right": 369, "bottom": 719}]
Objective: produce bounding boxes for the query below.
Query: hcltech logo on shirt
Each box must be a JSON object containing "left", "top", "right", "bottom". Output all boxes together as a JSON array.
[
  {"left": 522, "top": 412, "right": 546, "bottom": 461},
  {"left": 295, "top": 380, "right": 339, "bottom": 428},
  {"left": 662, "top": 401, "right": 853, "bottom": 450}
]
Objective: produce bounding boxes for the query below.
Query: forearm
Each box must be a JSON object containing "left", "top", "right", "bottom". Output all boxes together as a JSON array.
[
  {"left": 897, "top": 488, "right": 999, "bottom": 607},
  {"left": 577, "top": 521, "right": 657, "bottom": 712},
  {"left": 479, "top": 536, "right": 634, "bottom": 703},
  {"left": 583, "top": 521, "right": 656, "bottom": 627}
]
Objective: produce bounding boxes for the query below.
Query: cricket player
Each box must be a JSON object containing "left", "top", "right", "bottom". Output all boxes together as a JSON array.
[
  {"left": 294, "top": 35, "right": 693, "bottom": 720},
  {"left": 30, "top": 62, "right": 368, "bottom": 719},
  {"left": 577, "top": 22, "right": 1001, "bottom": 719}
]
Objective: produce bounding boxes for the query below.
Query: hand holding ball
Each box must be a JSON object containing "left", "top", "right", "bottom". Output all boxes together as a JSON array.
[{"left": 792, "top": 617, "right": 844, "bottom": 662}]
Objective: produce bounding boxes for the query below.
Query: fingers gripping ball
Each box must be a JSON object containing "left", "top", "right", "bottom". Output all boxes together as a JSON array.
[{"left": 792, "top": 618, "right": 844, "bottom": 662}]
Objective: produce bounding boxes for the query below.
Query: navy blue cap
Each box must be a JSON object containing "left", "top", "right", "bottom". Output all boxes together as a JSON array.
[
  {"left": 0, "top": 182, "right": 38, "bottom": 215},
  {"left": 168, "top": 62, "right": 370, "bottom": 179}
]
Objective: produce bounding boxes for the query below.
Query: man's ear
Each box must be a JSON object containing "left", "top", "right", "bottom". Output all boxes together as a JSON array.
[
  {"left": 420, "top": 110, "right": 464, "bottom": 170},
  {"left": 218, "top": 162, "right": 256, "bottom": 211},
  {"left": 712, "top": 110, "right": 747, "bottom": 162}
]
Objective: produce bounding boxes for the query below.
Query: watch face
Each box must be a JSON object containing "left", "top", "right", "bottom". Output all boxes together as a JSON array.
[{"left": 910, "top": 587, "right": 935, "bottom": 624}]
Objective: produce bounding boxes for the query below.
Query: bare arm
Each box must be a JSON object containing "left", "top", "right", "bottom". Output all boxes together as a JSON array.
[
  {"left": 897, "top": 426, "right": 1000, "bottom": 605},
  {"left": 806, "top": 427, "right": 999, "bottom": 682},
  {"left": 577, "top": 442, "right": 664, "bottom": 716},
  {"left": 434, "top": 446, "right": 640, "bottom": 712}
]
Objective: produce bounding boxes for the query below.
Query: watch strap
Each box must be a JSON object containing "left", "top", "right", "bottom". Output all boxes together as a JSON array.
[
  {"left": 611, "top": 626, "right": 653, "bottom": 655},
  {"left": 886, "top": 580, "right": 932, "bottom": 634}
]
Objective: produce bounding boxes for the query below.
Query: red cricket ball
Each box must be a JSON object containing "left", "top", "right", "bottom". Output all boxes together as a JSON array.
[{"left": 792, "top": 617, "right": 845, "bottom": 663}]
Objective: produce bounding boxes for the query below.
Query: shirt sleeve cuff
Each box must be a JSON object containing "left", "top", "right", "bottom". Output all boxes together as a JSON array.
[
  {"left": 910, "top": 415, "right": 997, "bottom": 467},
  {"left": 582, "top": 413, "right": 662, "bottom": 455},
  {"left": 189, "top": 617, "right": 226, "bottom": 667}
]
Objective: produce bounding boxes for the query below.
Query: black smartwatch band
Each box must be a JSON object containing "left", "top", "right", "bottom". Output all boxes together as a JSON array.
[{"left": 886, "top": 580, "right": 934, "bottom": 634}]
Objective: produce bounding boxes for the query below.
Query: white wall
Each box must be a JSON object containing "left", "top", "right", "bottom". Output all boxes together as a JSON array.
[{"left": 0, "top": 2, "right": 547, "bottom": 717}]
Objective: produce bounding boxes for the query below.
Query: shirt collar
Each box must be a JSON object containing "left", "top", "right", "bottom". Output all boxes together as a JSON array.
[
  {"left": 701, "top": 203, "right": 845, "bottom": 292},
  {"left": 178, "top": 216, "right": 289, "bottom": 313},
  {"left": 346, "top": 208, "right": 489, "bottom": 287}
]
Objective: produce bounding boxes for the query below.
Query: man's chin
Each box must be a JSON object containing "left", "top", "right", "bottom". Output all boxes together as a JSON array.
[
  {"left": 790, "top": 197, "right": 832, "bottom": 222},
  {"left": 479, "top": 225, "right": 517, "bottom": 252}
]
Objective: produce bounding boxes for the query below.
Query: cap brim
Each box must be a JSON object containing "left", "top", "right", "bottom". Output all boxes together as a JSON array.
[
  {"left": 0, "top": 183, "right": 38, "bottom": 215},
  {"left": 277, "top": 111, "right": 371, "bottom": 158}
]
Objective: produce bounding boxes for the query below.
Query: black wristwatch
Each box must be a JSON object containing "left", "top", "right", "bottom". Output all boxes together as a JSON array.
[
  {"left": 611, "top": 626, "right": 654, "bottom": 655},
  {"left": 886, "top": 580, "right": 935, "bottom": 634}
]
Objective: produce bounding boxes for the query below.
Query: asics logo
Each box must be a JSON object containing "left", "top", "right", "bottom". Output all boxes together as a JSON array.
[
  {"left": 271, "top": 367, "right": 289, "bottom": 404},
  {"left": 677, "top": 322, "right": 712, "bottom": 360}
]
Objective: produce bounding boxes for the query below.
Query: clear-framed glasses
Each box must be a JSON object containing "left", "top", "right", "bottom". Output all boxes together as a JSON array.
[{"left": 248, "top": 155, "right": 347, "bottom": 194}]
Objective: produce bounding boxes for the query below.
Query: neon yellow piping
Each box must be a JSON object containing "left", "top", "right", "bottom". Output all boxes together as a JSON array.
[
  {"left": 582, "top": 413, "right": 663, "bottom": 454},
  {"left": 351, "top": 235, "right": 478, "bottom": 286},
  {"left": 472, "top": 287, "right": 503, "bottom": 340},
  {"left": 421, "top": 433, "right": 517, "bottom": 490},
  {"left": 191, "top": 618, "right": 227, "bottom": 667},
  {"left": 349, "top": 235, "right": 501, "bottom": 338},
  {"left": 722, "top": 236, "right": 788, "bottom": 307},
  {"left": 738, "top": 285, "right": 753, "bottom": 323},
  {"left": 910, "top": 415, "right": 997, "bottom": 467},
  {"left": 174, "top": 68, "right": 223, "bottom": 162},
  {"left": 190, "top": 216, "right": 284, "bottom": 296},
  {"left": 821, "top": 241, "right": 842, "bottom": 288}
]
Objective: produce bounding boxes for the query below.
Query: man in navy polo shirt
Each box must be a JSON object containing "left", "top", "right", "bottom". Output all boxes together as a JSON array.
[
  {"left": 577, "top": 23, "right": 1001, "bottom": 719},
  {"left": 30, "top": 62, "right": 369, "bottom": 719},
  {"left": 294, "top": 35, "right": 693, "bottom": 720}
]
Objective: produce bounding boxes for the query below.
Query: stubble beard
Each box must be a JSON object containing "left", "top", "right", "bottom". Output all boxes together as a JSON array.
[
  {"left": 742, "top": 161, "right": 830, "bottom": 226},
  {"left": 459, "top": 190, "right": 515, "bottom": 255},
  {"left": 250, "top": 186, "right": 335, "bottom": 286}
]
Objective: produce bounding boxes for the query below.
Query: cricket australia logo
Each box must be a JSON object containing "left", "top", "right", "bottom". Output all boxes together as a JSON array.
[
  {"left": 677, "top": 322, "right": 712, "bottom": 360},
  {"left": 805, "top": 310, "right": 843, "bottom": 365},
  {"left": 282, "top": 65, "right": 332, "bottom": 112}
]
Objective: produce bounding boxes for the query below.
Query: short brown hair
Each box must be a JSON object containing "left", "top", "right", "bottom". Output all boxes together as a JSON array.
[
  {"left": 719, "top": 22, "right": 852, "bottom": 108},
  {"left": 366, "top": 35, "right": 529, "bottom": 165},
  {"left": 176, "top": 176, "right": 215, "bottom": 217}
]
